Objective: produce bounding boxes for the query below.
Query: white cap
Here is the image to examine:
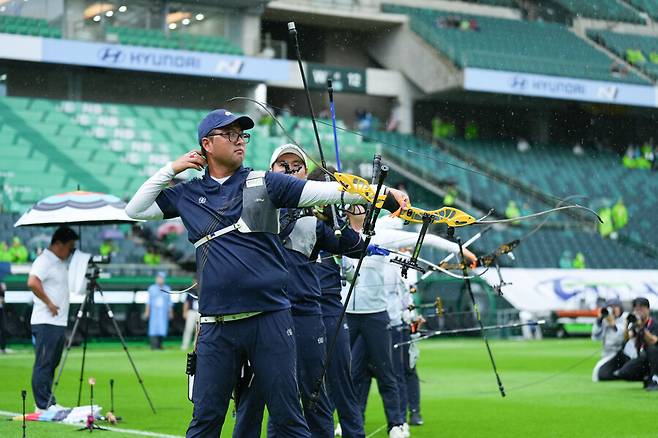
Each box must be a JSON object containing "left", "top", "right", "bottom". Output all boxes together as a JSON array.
[{"left": 269, "top": 143, "right": 307, "bottom": 169}]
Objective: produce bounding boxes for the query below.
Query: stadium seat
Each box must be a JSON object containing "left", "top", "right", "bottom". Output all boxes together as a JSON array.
[
  {"left": 105, "top": 25, "right": 243, "bottom": 56},
  {"left": 0, "top": 14, "right": 63, "bottom": 38},
  {"left": 588, "top": 30, "right": 658, "bottom": 80},
  {"left": 551, "top": 0, "right": 644, "bottom": 24},
  {"left": 381, "top": 4, "right": 649, "bottom": 84}
]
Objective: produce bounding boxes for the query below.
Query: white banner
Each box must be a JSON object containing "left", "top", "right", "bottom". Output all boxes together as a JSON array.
[
  {"left": 464, "top": 67, "right": 658, "bottom": 108},
  {"left": 479, "top": 268, "right": 658, "bottom": 312}
]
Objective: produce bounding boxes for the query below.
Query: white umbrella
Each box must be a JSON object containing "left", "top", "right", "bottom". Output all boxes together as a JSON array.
[{"left": 14, "top": 191, "right": 140, "bottom": 227}]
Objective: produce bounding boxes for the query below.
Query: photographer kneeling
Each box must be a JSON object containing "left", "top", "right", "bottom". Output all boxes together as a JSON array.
[
  {"left": 613, "top": 297, "right": 658, "bottom": 391},
  {"left": 591, "top": 299, "right": 630, "bottom": 381}
]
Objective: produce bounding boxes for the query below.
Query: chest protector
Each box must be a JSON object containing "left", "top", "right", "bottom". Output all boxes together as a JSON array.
[
  {"left": 193, "top": 171, "right": 279, "bottom": 248},
  {"left": 282, "top": 215, "right": 317, "bottom": 258}
]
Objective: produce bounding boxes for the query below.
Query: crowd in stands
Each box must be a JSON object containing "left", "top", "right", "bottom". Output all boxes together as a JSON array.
[
  {"left": 598, "top": 199, "right": 629, "bottom": 239},
  {"left": 0, "top": 237, "right": 30, "bottom": 263},
  {"left": 436, "top": 16, "right": 480, "bottom": 32},
  {"left": 432, "top": 116, "right": 479, "bottom": 141},
  {"left": 559, "top": 250, "right": 587, "bottom": 269},
  {"left": 624, "top": 143, "right": 656, "bottom": 170}
]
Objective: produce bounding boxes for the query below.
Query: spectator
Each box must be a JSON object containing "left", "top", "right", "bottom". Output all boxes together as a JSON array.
[
  {"left": 559, "top": 250, "right": 573, "bottom": 269},
  {"left": 614, "top": 298, "right": 658, "bottom": 391},
  {"left": 432, "top": 115, "right": 442, "bottom": 140},
  {"left": 505, "top": 200, "right": 521, "bottom": 224},
  {"left": 572, "top": 252, "right": 586, "bottom": 269},
  {"left": 597, "top": 206, "right": 614, "bottom": 238},
  {"left": 143, "top": 247, "right": 161, "bottom": 266},
  {"left": 623, "top": 145, "right": 638, "bottom": 169},
  {"left": 99, "top": 239, "right": 117, "bottom": 257},
  {"left": 0, "top": 242, "right": 10, "bottom": 262},
  {"left": 181, "top": 291, "right": 199, "bottom": 351},
  {"left": 464, "top": 120, "right": 479, "bottom": 141},
  {"left": 611, "top": 199, "right": 628, "bottom": 231},
  {"left": 443, "top": 185, "right": 458, "bottom": 206},
  {"left": 592, "top": 299, "right": 630, "bottom": 381},
  {"left": 386, "top": 100, "right": 400, "bottom": 132},
  {"left": 626, "top": 48, "right": 646, "bottom": 65},
  {"left": 144, "top": 271, "right": 173, "bottom": 350},
  {"left": 357, "top": 111, "right": 373, "bottom": 133},
  {"left": 9, "top": 237, "right": 28, "bottom": 263}
]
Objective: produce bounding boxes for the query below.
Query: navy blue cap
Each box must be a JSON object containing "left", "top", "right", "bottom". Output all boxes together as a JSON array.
[{"left": 197, "top": 109, "right": 255, "bottom": 145}]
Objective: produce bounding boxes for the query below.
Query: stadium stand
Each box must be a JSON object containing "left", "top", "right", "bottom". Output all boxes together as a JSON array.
[
  {"left": 105, "top": 25, "right": 243, "bottom": 55},
  {"left": 0, "top": 14, "right": 62, "bottom": 38},
  {"left": 381, "top": 4, "right": 649, "bottom": 84},
  {"left": 443, "top": 138, "right": 657, "bottom": 252},
  {"left": 445, "top": 0, "right": 517, "bottom": 7},
  {"left": 368, "top": 130, "right": 551, "bottom": 217},
  {"left": 627, "top": 0, "right": 658, "bottom": 21},
  {"left": 0, "top": 96, "right": 376, "bottom": 214},
  {"left": 588, "top": 30, "right": 658, "bottom": 80},
  {"left": 550, "top": 0, "right": 645, "bottom": 24}
]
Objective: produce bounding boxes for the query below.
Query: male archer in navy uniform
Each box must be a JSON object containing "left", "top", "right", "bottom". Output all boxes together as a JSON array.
[
  {"left": 233, "top": 144, "right": 366, "bottom": 437},
  {"left": 125, "top": 109, "right": 408, "bottom": 437}
]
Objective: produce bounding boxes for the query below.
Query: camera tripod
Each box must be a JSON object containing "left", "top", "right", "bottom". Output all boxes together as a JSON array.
[{"left": 47, "top": 264, "right": 156, "bottom": 414}]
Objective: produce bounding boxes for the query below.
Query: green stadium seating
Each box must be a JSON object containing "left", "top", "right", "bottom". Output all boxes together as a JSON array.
[
  {"left": 0, "top": 14, "right": 62, "bottom": 38},
  {"left": 551, "top": 0, "right": 644, "bottom": 24},
  {"left": 588, "top": 30, "right": 658, "bottom": 80},
  {"left": 444, "top": 0, "right": 517, "bottom": 7},
  {"left": 0, "top": 96, "right": 377, "bottom": 213},
  {"left": 381, "top": 4, "right": 649, "bottom": 84},
  {"left": 627, "top": 0, "right": 658, "bottom": 20},
  {"left": 105, "top": 25, "right": 243, "bottom": 56},
  {"left": 443, "top": 138, "right": 658, "bottom": 254},
  {"left": 1, "top": 94, "right": 654, "bottom": 269}
]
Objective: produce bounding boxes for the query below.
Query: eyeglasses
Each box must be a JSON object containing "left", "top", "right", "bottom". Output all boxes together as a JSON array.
[{"left": 207, "top": 131, "right": 251, "bottom": 144}]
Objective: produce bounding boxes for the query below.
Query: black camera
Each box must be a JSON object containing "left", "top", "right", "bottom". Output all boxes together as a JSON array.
[
  {"left": 627, "top": 313, "right": 637, "bottom": 324},
  {"left": 86, "top": 255, "right": 111, "bottom": 280},
  {"left": 600, "top": 307, "right": 613, "bottom": 318}
]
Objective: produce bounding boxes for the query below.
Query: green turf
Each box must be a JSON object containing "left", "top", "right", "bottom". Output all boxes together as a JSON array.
[{"left": 0, "top": 338, "right": 654, "bottom": 437}]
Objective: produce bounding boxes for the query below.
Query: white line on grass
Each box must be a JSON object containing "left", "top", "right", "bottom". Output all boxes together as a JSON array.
[
  {"left": 366, "top": 424, "right": 387, "bottom": 437},
  {"left": 0, "top": 410, "right": 184, "bottom": 438}
]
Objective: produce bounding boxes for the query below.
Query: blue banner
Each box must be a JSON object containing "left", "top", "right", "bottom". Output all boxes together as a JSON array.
[
  {"left": 39, "top": 38, "right": 289, "bottom": 82},
  {"left": 464, "top": 67, "right": 657, "bottom": 108}
]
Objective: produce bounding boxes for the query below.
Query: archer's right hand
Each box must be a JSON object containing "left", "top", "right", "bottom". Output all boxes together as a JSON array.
[{"left": 172, "top": 150, "right": 206, "bottom": 174}]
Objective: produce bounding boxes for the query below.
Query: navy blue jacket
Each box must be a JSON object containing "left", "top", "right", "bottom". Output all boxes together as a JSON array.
[{"left": 155, "top": 166, "right": 305, "bottom": 315}]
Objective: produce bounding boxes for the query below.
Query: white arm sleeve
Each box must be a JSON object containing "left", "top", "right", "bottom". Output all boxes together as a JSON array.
[
  {"left": 297, "top": 181, "right": 387, "bottom": 207},
  {"left": 124, "top": 163, "right": 175, "bottom": 220},
  {"left": 373, "top": 229, "right": 460, "bottom": 253}
]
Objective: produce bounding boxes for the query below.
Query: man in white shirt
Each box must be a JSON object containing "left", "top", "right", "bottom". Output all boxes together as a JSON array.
[{"left": 27, "top": 226, "right": 78, "bottom": 411}]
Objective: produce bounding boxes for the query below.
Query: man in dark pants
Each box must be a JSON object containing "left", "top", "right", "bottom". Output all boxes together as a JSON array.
[
  {"left": 316, "top": 250, "right": 365, "bottom": 438},
  {"left": 614, "top": 297, "right": 658, "bottom": 390},
  {"left": 233, "top": 146, "right": 368, "bottom": 438},
  {"left": 125, "top": 112, "right": 408, "bottom": 437},
  {"left": 402, "top": 327, "right": 423, "bottom": 425},
  {"left": 27, "top": 226, "right": 78, "bottom": 411}
]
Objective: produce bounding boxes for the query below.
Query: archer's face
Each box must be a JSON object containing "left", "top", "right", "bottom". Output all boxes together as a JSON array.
[
  {"left": 201, "top": 123, "right": 247, "bottom": 170},
  {"left": 271, "top": 153, "right": 307, "bottom": 180}
]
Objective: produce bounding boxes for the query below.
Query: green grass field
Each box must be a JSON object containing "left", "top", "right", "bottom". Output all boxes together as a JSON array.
[{"left": 0, "top": 338, "right": 654, "bottom": 437}]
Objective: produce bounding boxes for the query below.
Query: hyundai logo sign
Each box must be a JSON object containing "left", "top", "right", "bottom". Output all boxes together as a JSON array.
[
  {"left": 510, "top": 76, "right": 527, "bottom": 90},
  {"left": 98, "top": 47, "right": 125, "bottom": 64}
]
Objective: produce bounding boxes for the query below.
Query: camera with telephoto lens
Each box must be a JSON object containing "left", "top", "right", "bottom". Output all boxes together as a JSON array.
[
  {"left": 600, "top": 307, "right": 613, "bottom": 318},
  {"left": 86, "top": 255, "right": 111, "bottom": 280},
  {"left": 626, "top": 313, "right": 645, "bottom": 337}
]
